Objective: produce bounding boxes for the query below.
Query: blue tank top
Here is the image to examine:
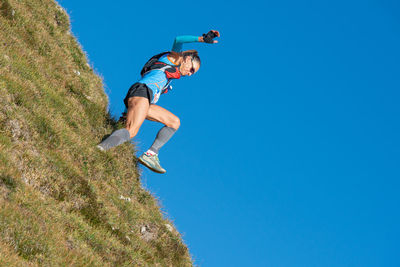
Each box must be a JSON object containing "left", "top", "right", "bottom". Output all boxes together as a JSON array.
[{"left": 137, "top": 54, "right": 176, "bottom": 104}]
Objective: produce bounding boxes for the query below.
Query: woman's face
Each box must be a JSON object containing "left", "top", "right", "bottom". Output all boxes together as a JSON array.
[{"left": 180, "top": 56, "right": 200, "bottom": 76}]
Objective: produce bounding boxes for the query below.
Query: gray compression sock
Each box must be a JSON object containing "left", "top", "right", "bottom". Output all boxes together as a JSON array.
[
  {"left": 148, "top": 126, "right": 177, "bottom": 154},
  {"left": 98, "top": 128, "right": 130, "bottom": 150}
]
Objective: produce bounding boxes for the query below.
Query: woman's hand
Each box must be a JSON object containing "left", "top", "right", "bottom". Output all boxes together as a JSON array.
[{"left": 199, "top": 30, "right": 220, "bottom": 43}]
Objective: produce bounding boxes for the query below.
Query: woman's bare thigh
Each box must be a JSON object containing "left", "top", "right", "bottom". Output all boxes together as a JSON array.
[
  {"left": 146, "top": 105, "right": 180, "bottom": 130},
  {"left": 125, "top": 96, "right": 150, "bottom": 137}
]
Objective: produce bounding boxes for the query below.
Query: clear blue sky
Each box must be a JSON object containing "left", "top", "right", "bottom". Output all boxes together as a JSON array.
[{"left": 57, "top": 0, "right": 400, "bottom": 266}]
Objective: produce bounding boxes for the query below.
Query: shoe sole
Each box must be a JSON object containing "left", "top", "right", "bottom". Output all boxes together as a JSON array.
[{"left": 138, "top": 157, "right": 166, "bottom": 174}]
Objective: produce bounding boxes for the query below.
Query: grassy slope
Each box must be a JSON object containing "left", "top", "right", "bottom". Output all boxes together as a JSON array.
[{"left": 0, "top": 0, "right": 192, "bottom": 266}]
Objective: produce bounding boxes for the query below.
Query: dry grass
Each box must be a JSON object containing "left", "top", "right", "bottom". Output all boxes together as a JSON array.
[{"left": 0, "top": 0, "right": 192, "bottom": 265}]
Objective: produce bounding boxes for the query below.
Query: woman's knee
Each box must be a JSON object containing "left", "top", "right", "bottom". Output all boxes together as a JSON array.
[
  {"left": 169, "top": 116, "right": 180, "bottom": 130},
  {"left": 125, "top": 114, "right": 141, "bottom": 138}
]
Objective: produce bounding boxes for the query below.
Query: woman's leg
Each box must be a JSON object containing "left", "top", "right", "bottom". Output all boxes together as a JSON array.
[
  {"left": 97, "top": 97, "right": 149, "bottom": 150},
  {"left": 137, "top": 104, "right": 179, "bottom": 173},
  {"left": 145, "top": 104, "right": 180, "bottom": 154},
  {"left": 125, "top": 97, "right": 150, "bottom": 138}
]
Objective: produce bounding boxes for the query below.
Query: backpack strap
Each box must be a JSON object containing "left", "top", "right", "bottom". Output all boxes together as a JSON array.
[{"left": 140, "top": 52, "right": 181, "bottom": 94}]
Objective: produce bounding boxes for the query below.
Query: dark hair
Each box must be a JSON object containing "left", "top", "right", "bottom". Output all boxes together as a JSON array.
[{"left": 170, "top": 50, "right": 201, "bottom": 67}]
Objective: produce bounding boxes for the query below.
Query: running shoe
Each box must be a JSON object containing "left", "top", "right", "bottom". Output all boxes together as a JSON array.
[{"left": 138, "top": 153, "right": 166, "bottom": 174}]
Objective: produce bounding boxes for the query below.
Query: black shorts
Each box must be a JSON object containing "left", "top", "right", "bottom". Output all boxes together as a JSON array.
[{"left": 123, "top": 83, "right": 153, "bottom": 108}]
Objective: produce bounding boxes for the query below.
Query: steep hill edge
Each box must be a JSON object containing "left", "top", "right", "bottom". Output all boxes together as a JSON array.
[{"left": 0, "top": 0, "right": 192, "bottom": 265}]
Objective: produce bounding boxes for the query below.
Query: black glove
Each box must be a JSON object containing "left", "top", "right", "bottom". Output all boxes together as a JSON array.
[{"left": 202, "top": 31, "right": 218, "bottom": 43}]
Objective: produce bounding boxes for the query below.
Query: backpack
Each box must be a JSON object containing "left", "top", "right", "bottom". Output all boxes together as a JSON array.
[{"left": 140, "top": 51, "right": 180, "bottom": 79}]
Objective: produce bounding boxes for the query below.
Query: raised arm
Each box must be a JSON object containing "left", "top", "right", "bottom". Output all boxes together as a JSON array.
[
  {"left": 171, "top": 30, "right": 220, "bottom": 52},
  {"left": 171, "top": 36, "right": 200, "bottom": 52}
]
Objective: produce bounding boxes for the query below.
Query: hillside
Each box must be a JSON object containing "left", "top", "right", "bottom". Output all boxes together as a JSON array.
[{"left": 0, "top": 0, "right": 192, "bottom": 266}]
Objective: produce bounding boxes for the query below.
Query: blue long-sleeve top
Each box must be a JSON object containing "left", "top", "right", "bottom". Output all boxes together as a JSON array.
[
  {"left": 137, "top": 35, "right": 200, "bottom": 104},
  {"left": 171, "top": 35, "right": 199, "bottom": 52}
]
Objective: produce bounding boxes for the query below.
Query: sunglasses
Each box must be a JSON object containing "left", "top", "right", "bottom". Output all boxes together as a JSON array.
[{"left": 189, "top": 58, "right": 196, "bottom": 74}]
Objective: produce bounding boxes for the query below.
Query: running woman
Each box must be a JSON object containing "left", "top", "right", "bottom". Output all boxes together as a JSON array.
[{"left": 97, "top": 30, "right": 220, "bottom": 173}]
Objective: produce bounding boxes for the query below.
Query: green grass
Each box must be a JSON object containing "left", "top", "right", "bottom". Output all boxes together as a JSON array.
[{"left": 0, "top": 0, "right": 193, "bottom": 265}]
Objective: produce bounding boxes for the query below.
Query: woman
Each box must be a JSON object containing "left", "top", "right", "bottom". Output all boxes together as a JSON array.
[{"left": 97, "top": 30, "right": 220, "bottom": 174}]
